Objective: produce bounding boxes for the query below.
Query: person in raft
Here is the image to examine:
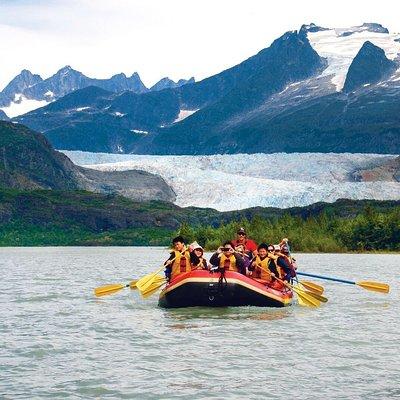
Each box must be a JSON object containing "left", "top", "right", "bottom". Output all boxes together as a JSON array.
[
  {"left": 231, "top": 227, "right": 258, "bottom": 256},
  {"left": 164, "top": 236, "right": 192, "bottom": 282},
  {"left": 248, "top": 243, "right": 279, "bottom": 284},
  {"left": 279, "top": 238, "right": 298, "bottom": 271},
  {"left": 209, "top": 241, "right": 246, "bottom": 275},
  {"left": 266, "top": 244, "right": 295, "bottom": 288},
  {"left": 188, "top": 241, "right": 209, "bottom": 270}
]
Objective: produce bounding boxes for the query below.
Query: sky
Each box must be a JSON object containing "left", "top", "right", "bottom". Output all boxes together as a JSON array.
[{"left": 1, "top": 0, "right": 400, "bottom": 90}]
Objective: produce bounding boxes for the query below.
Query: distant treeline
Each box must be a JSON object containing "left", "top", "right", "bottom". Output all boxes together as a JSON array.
[
  {"left": 178, "top": 206, "right": 400, "bottom": 252},
  {"left": 0, "top": 187, "right": 399, "bottom": 251}
]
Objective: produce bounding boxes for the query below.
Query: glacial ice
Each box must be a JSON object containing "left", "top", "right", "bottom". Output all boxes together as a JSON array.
[{"left": 63, "top": 151, "right": 400, "bottom": 211}]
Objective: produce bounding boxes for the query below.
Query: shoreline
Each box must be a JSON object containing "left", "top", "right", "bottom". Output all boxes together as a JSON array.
[{"left": 0, "top": 244, "right": 399, "bottom": 254}]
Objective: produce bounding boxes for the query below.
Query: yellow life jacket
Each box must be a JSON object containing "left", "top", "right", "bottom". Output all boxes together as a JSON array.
[
  {"left": 219, "top": 253, "right": 238, "bottom": 272},
  {"left": 253, "top": 255, "right": 273, "bottom": 282},
  {"left": 171, "top": 249, "right": 191, "bottom": 279}
]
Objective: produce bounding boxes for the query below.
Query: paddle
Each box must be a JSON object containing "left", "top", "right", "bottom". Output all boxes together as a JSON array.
[
  {"left": 277, "top": 277, "right": 321, "bottom": 308},
  {"left": 253, "top": 265, "right": 322, "bottom": 307},
  {"left": 94, "top": 279, "right": 138, "bottom": 297},
  {"left": 296, "top": 283, "right": 328, "bottom": 303},
  {"left": 299, "top": 280, "right": 325, "bottom": 295},
  {"left": 136, "top": 258, "right": 175, "bottom": 293},
  {"left": 140, "top": 278, "right": 167, "bottom": 298},
  {"left": 297, "top": 271, "right": 390, "bottom": 294}
]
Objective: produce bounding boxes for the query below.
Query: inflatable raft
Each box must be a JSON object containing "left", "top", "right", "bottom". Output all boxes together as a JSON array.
[{"left": 158, "top": 269, "right": 293, "bottom": 308}]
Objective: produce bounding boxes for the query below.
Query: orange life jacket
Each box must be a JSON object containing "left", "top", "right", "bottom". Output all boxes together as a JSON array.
[
  {"left": 252, "top": 255, "right": 273, "bottom": 282},
  {"left": 219, "top": 254, "right": 238, "bottom": 272},
  {"left": 171, "top": 249, "right": 191, "bottom": 280}
]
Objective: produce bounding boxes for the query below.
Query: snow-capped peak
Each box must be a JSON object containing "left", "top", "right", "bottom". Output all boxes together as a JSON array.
[{"left": 308, "top": 25, "right": 400, "bottom": 91}]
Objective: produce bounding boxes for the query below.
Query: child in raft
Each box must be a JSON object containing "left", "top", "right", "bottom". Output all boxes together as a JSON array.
[{"left": 188, "top": 241, "right": 209, "bottom": 270}]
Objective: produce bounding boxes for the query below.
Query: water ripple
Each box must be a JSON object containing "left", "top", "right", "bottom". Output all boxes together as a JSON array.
[{"left": 0, "top": 248, "right": 399, "bottom": 399}]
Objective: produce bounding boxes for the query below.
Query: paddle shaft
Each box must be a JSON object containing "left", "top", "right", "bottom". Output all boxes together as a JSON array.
[{"left": 297, "top": 271, "right": 356, "bottom": 285}]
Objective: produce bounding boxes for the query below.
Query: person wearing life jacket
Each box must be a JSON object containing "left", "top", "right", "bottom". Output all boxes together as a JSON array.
[
  {"left": 279, "top": 238, "right": 298, "bottom": 272},
  {"left": 189, "top": 241, "right": 208, "bottom": 270},
  {"left": 164, "top": 236, "right": 191, "bottom": 282},
  {"left": 209, "top": 241, "right": 245, "bottom": 275},
  {"left": 231, "top": 227, "right": 258, "bottom": 257},
  {"left": 272, "top": 244, "right": 296, "bottom": 283},
  {"left": 232, "top": 243, "right": 252, "bottom": 272},
  {"left": 248, "top": 243, "right": 279, "bottom": 284}
]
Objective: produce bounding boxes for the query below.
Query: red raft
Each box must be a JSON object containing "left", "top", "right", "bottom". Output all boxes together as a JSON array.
[{"left": 158, "top": 269, "right": 293, "bottom": 308}]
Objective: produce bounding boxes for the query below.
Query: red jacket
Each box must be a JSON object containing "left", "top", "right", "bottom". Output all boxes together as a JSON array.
[{"left": 231, "top": 238, "right": 258, "bottom": 253}]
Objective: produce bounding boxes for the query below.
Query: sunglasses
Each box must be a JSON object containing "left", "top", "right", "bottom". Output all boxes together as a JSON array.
[{"left": 238, "top": 233, "right": 246, "bottom": 236}]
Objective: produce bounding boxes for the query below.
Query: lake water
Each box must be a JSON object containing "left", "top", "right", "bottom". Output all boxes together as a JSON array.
[{"left": 1, "top": 247, "right": 399, "bottom": 399}]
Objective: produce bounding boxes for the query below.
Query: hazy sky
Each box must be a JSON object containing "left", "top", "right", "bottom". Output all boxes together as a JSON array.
[{"left": 1, "top": 0, "right": 400, "bottom": 89}]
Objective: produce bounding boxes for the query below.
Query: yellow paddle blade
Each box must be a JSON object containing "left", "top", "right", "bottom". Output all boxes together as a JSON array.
[
  {"left": 292, "top": 285, "right": 321, "bottom": 307},
  {"left": 296, "top": 283, "right": 328, "bottom": 303},
  {"left": 141, "top": 280, "right": 166, "bottom": 298},
  {"left": 129, "top": 280, "right": 139, "bottom": 289},
  {"left": 304, "top": 290, "right": 328, "bottom": 303},
  {"left": 299, "top": 280, "right": 324, "bottom": 295},
  {"left": 357, "top": 281, "right": 390, "bottom": 294},
  {"left": 136, "top": 266, "right": 165, "bottom": 292},
  {"left": 297, "top": 293, "right": 308, "bottom": 307},
  {"left": 94, "top": 283, "right": 125, "bottom": 297}
]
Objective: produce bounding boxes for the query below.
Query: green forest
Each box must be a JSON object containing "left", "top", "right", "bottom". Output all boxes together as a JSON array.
[
  {"left": 0, "top": 187, "right": 399, "bottom": 251},
  {"left": 178, "top": 206, "right": 400, "bottom": 252}
]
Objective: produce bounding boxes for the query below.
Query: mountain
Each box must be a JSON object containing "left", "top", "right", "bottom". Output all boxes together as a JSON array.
[
  {"left": 0, "top": 110, "right": 9, "bottom": 121},
  {"left": 0, "top": 69, "right": 43, "bottom": 107},
  {"left": 343, "top": 41, "right": 396, "bottom": 92},
  {"left": 0, "top": 121, "right": 175, "bottom": 201},
  {"left": 11, "top": 22, "right": 400, "bottom": 154},
  {"left": 150, "top": 77, "right": 195, "bottom": 91},
  {"left": 22, "top": 66, "right": 149, "bottom": 101},
  {"left": 0, "top": 67, "right": 194, "bottom": 118},
  {"left": 0, "top": 121, "right": 81, "bottom": 190},
  {"left": 14, "top": 29, "right": 325, "bottom": 152}
]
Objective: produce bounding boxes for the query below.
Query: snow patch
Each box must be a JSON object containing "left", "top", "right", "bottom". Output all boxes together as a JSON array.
[
  {"left": 131, "top": 129, "right": 149, "bottom": 135},
  {"left": 173, "top": 109, "right": 198, "bottom": 123},
  {"left": 62, "top": 151, "right": 400, "bottom": 211},
  {"left": 309, "top": 29, "right": 400, "bottom": 91},
  {"left": 1, "top": 95, "right": 49, "bottom": 118}
]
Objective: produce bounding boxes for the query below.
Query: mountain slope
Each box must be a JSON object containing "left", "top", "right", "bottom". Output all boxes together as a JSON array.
[
  {"left": 0, "top": 121, "right": 175, "bottom": 201},
  {"left": 140, "top": 31, "right": 325, "bottom": 154},
  {"left": 343, "top": 41, "right": 396, "bottom": 92},
  {"left": 0, "top": 121, "right": 80, "bottom": 190}
]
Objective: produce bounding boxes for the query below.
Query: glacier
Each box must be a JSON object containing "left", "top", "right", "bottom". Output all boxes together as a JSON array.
[
  {"left": 63, "top": 151, "right": 400, "bottom": 211},
  {"left": 308, "top": 29, "right": 400, "bottom": 91}
]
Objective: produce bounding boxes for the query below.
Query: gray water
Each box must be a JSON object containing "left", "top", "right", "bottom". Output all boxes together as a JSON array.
[{"left": 0, "top": 247, "right": 399, "bottom": 400}]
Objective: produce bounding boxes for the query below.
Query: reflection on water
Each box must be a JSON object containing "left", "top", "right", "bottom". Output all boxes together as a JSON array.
[{"left": 164, "top": 306, "right": 291, "bottom": 322}]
